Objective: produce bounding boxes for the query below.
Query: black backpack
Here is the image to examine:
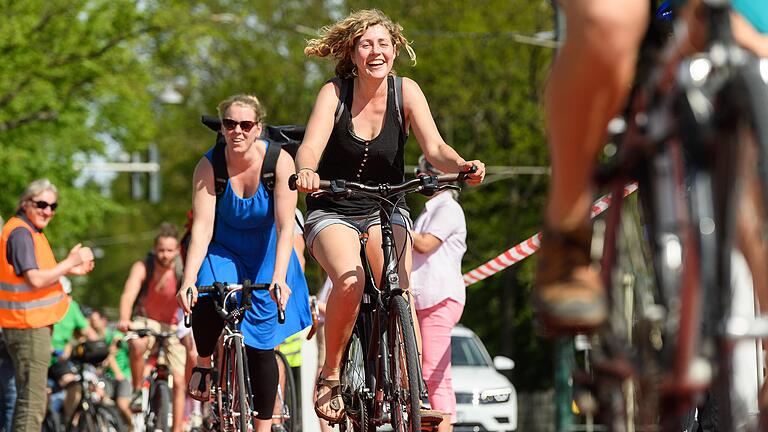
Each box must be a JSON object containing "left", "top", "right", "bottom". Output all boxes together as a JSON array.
[
  {"left": 200, "top": 116, "right": 305, "bottom": 199},
  {"left": 330, "top": 75, "right": 406, "bottom": 135}
]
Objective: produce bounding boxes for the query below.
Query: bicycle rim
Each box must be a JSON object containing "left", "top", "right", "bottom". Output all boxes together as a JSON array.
[{"left": 388, "top": 295, "right": 421, "bottom": 432}]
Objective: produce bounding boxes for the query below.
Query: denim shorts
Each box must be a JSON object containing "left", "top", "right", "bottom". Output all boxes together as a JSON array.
[{"left": 304, "top": 208, "right": 412, "bottom": 252}]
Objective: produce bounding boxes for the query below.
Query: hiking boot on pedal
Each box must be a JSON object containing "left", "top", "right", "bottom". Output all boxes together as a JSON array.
[{"left": 534, "top": 223, "right": 606, "bottom": 334}]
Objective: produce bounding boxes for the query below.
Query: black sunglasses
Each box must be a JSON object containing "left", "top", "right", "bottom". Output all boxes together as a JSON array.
[
  {"left": 222, "top": 118, "right": 257, "bottom": 132},
  {"left": 31, "top": 200, "right": 58, "bottom": 211}
]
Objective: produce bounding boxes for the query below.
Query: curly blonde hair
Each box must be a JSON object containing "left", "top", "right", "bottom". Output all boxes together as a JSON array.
[
  {"left": 304, "top": 9, "right": 416, "bottom": 79},
  {"left": 217, "top": 95, "right": 266, "bottom": 123}
]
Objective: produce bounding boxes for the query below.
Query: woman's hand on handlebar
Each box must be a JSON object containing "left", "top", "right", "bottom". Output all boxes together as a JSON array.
[
  {"left": 177, "top": 286, "right": 198, "bottom": 314},
  {"left": 270, "top": 280, "right": 291, "bottom": 311},
  {"left": 460, "top": 160, "right": 486, "bottom": 185},
  {"left": 294, "top": 168, "right": 320, "bottom": 193}
]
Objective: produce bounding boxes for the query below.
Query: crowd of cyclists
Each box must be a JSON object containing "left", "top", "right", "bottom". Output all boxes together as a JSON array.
[{"left": 1, "top": 2, "right": 767, "bottom": 431}]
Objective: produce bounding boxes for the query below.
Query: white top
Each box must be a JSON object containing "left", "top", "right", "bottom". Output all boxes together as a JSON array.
[
  {"left": 410, "top": 192, "right": 467, "bottom": 310},
  {"left": 316, "top": 277, "right": 332, "bottom": 324}
]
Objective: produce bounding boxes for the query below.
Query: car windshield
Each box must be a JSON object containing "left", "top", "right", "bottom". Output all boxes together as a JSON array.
[{"left": 451, "top": 335, "right": 491, "bottom": 367}]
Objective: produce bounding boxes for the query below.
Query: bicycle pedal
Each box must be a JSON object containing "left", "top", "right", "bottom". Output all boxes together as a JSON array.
[{"left": 726, "top": 315, "right": 768, "bottom": 339}]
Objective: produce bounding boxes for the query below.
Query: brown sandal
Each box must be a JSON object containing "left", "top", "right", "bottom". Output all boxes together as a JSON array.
[
  {"left": 187, "top": 366, "right": 213, "bottom": 402},
  {"left": 314, "top": 376, "right": 345, "bottom": 423}
]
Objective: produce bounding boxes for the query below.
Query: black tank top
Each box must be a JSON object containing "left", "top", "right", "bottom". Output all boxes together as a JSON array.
[{"left": 307, "top": 76, "right": 408, "bottom": 216}]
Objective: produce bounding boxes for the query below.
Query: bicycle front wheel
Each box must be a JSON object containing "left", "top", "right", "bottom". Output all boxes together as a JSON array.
[
  {"left": 275, "top": 350, "right": 298, "bottom": 432},
  {"left": 388, "top": 295, "right": 422, "bottom": 432},
  {"left": 67, "top": 405, "right": 98, "bottom": 432},
  {"left": 146, "top": 380, "right": 171, "bottom": 432},
  {"left": 234, "top": 341, "right": 254, "bottom": 432}
]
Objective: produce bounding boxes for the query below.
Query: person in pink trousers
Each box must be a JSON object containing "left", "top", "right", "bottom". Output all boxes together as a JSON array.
[{"left": 411, "top": 156, "right": 468, "bottom": 432}]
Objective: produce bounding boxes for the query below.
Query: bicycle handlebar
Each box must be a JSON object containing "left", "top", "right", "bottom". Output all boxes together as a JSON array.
[
  {"left": 123, "top": 328, "right": 176, "bottom": 340},
  {"left": 185, "top": 280, "right": 285, "bottom": 326},
  {"left": 288, "top": 166, "right": 476, "bottom": 196},
  {"left": 274, "top": 283, "right": 285, "bottom": 324}
]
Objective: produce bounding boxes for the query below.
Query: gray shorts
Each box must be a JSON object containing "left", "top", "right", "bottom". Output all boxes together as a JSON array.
[
  {"left": 304, "top": 208, "right": 412, "bottom": 252},
  {"left": 112, "top": 377, "right": 132, "bottom": 400}
]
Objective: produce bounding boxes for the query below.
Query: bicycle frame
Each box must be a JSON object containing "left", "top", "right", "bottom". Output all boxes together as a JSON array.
[{"left": 586, "top": 1, "right": 768, "bottom": 430}]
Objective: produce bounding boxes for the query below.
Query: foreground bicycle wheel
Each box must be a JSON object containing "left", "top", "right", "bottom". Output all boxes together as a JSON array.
[
  {"left": 389, "top": 295, "right": 422, "bottom": 432},
  {"left": 233, "top": 341, "right": 254, "bottom": 432}
]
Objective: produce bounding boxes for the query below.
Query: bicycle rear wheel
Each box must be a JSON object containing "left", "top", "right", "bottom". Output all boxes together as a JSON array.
[
  {"left": 388, "top": 295, "right": 421, "bottom": 432},
  {"left": 275, "top": 350, "right": 298, "bottom": 432}
]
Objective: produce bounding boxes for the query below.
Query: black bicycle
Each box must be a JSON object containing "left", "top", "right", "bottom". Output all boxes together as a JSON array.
[
  {"left": 561, "top": 1, "right": 768, "bottom": 430},
  {"left": 188, "top": 281, "right": 280, "bottom": 432},
  {"left": 63, "top": 340, "right": 126, "bottom": 432},
  {"left": 290, "top": 169, "right": 474, "bottom": 432},
  {"left": 124, "top": 328, "right": 177, "bottom": 432}
]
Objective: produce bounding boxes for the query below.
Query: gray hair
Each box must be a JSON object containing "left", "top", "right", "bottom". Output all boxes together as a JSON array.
[{"left": 18, "top": 178, "right": 58, "bottom": 211}]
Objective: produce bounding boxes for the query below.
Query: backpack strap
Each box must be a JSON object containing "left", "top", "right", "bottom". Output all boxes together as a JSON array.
[
  {"left": 133, "top": 253, "right": 155, "bottom": 316},
  {"left": 262, "top": 140, "right": 282, "bottom": 193},
  {"left": 391, "top": 75, "right": 406, "bottom": 136},
  {"left": 173, "top": 254, "right": 184, "bottom": 292},
  {"left": 211, "top": 134, "right": 229, "bottom": 198},
  {"left": 330, "top": 77, "right": 351, "bottom": 125}
]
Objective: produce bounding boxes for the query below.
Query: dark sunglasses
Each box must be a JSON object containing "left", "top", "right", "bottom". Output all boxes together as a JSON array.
[
  {"left": 31, "top": 200, "right": 58, "bottom": 211},
  {"left": 222, "top": 118, "right": 257, "bottom": 132}
]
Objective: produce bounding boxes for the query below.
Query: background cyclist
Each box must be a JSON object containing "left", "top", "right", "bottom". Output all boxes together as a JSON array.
[{"left": 117, "top": 223, "right": 187, "bottom": 432}]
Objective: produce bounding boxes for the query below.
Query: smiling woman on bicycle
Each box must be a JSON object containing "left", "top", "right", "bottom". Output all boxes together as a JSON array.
[
  {"left": 176, "top": 94, "right": 312, "bottom": 432},
  {"left": 293, "top": 9, "right": 485, "bottom": 423}
]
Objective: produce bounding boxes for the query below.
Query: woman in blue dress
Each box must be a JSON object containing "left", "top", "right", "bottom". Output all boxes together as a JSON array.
[{"left": 177, "top": 94, "right": 312, "bottom": 432}]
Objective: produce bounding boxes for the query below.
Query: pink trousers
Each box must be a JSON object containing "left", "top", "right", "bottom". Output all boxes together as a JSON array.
[{"left": 416, "top": 298, "right": 464, "bottom": 423}]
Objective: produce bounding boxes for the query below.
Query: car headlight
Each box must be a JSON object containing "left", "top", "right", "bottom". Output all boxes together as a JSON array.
[{"left": 478, "top": 388, "right": 512, "bottom": 404}]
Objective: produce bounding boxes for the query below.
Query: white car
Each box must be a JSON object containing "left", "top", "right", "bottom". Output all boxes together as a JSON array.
[{"left": 450, "top": 324, "right": 517, "bottom": 432}]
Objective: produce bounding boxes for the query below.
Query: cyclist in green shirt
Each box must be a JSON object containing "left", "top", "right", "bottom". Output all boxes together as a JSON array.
[{"left": 89, "top": 308, "right": 132, "bottom": 427}]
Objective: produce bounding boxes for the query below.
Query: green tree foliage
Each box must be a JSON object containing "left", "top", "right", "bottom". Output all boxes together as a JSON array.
[{"left": 1, "top": 0, "right": 556, "bottom": 390}]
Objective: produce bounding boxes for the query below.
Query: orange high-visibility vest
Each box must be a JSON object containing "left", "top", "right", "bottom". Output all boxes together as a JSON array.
[{"left": 0, "top": 216, "right": 69, "bottom": 328}]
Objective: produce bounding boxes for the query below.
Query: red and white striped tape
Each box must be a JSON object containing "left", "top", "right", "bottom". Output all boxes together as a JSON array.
[{"left": 462, "top": 182, "right": 639, "bottom": 286}]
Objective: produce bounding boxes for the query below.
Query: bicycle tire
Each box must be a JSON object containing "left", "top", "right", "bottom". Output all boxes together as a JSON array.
[
  {"left": 340, "top": 328, "right": 373, "bottom": 432},
  {"left": 388, "top": 295, "right": 421, "bottom": 432},
  {"left": 234, "top": 341, "right": 254, "bottom": 432},
  {"left": 96, "top": 404, "right": 125, "bottom": 432},
  {"left": 146, "top": 380, "right": 171, "bottom": 432},
  {"left": 67, "top": 405, "right": 99, "bottom": 432},
  {"left": 275, "top": 350, "right": 298, "bottom": 432}
]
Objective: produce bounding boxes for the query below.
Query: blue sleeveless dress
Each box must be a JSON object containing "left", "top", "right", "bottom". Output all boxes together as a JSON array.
[{"left": 196, "top": 141, "right": 312, "bottom": 350}]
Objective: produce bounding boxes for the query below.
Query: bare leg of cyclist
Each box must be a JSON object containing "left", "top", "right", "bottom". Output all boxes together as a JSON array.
[
  {"left": 311, "top": 225, "right": 366, "bottom": 421},
  {"left": 734, "top": 140, "right": 768, "bottom": 411},
  {"left": 534, "top": 0, "right": 648, "bottom": 333},
  {"left": 128, "top": 337, "right": 148, "bottom": 390},
  {"left": 172, "top": 370, "right": 185, "bottom": 432}
]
